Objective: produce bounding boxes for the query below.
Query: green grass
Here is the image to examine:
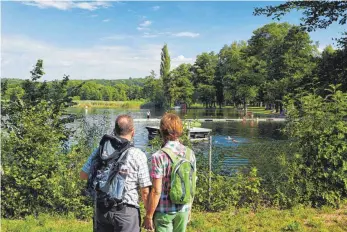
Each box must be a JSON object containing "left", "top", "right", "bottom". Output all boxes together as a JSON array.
[
  {"left": 247, "top": 107, "right": 273, "bottom": 115},
  {"left": 2, "top": 205, "right": 346, "bottom": 232},
  {"left": 73, "top": 100, "right": 145, "bottom": 109}
]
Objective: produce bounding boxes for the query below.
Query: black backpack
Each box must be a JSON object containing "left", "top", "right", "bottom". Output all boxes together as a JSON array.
[{"left": 86, "top": 134, "right": 133, "bottom": 208}]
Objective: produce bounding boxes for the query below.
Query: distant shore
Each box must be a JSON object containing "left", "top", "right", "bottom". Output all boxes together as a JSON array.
[{"left": 72, "top": 100, "right": 145, "bottom": 109}]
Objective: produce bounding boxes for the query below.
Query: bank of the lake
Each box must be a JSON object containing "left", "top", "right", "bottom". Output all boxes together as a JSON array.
[
  {"left": 73, "top": 100, "right": 145, "bottom": 109},
  {"left": 72, "top": 101, "right": 277, "bottom": 117},
  {"left": 3, "top": 204, "right": 347, "bottom": 232}
]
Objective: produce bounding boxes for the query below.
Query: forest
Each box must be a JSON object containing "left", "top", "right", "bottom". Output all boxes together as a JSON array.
[{"left": 3, "top": 21, "right": 346, "bottom": 112}]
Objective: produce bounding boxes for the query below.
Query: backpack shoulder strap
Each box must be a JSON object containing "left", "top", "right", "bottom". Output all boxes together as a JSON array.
[
  {"left": 116, "top": 147, "right": 133, "bottom": 164},
  {"left": 161, "top": 147, "right": 178, "bottom": 163},
  {"left": 185, "top": 147, "right": 192, "bottom": 161}
]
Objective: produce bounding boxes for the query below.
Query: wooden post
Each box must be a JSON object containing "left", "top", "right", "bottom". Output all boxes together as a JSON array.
[{"left": 208, "top": 135, "right": 212, "bottom": 210}]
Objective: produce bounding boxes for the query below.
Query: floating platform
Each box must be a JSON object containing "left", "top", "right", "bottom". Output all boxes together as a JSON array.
[
  {"left": 145, "top": 126, "right": 212, "bottom": 141},
  {"left": 136, "top": 118, "right": 286, "bottom": 123}
]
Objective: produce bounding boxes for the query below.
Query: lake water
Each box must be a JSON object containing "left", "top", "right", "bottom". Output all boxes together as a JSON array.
[{"left": 67, "top": 107, "right": 286, "bottom": 173}]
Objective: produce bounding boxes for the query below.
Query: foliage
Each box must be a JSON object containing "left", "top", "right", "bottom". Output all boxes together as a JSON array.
[
  {"left": 191, "top": 52, "right": 218, "bottom": 108},
  {"left": 1, "top": 60, "right": 85, "bottom": 218},
  {"left": 284, "top": 85, "right": 347, "bottom": 207},
  {"left": 169, "top": 64, "right": 195, "bottom": 107},
  {"left": 143, "top": 70, "right": 164, "bottom": 108},
  {"left": 160, "top": 44, "right": 171, "bottom": 107},
  {"left": 254, "top": 1, "right": 347, "bottom": 47}
]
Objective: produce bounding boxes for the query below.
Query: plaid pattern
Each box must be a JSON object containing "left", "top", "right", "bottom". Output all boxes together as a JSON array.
[
  {"left": 82, "top": 147, "right": 152, "bottom": 207},
  {"left": 150, "top": 140, "right": 196, "bottom": 213}
]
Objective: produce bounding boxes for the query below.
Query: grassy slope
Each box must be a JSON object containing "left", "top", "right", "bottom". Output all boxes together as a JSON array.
[{"left": 2, "top": 205, "right": 346, "bottom": 232}]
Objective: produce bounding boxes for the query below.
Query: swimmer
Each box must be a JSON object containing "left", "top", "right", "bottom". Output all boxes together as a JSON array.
[{"left": 227, "top": 136, "right": 238, "bottom": 143}]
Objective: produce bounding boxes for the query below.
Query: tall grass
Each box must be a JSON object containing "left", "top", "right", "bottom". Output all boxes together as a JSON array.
[
  {"left": 73, "top": 100, "right": 145, "bottom": 109},
  {"left": 2, "top": 204, "right": 347, "bottom": 232}
]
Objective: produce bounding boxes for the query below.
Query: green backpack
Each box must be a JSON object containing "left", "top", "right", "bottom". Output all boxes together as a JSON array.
[{"left": 162, "top": 147, "right": 197, "bottom": 205}]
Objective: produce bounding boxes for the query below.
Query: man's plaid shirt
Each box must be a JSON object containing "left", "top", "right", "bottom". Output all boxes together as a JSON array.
[
  {"left": 150, "top": 140, "right": 196, "bottom": 213},
  {"left": 82, "top": 147, "right": 152, "bottom": 208}
]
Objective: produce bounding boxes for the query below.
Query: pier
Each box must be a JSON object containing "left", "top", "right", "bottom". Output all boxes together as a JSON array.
[{"left": 145, "top": 126, "right": 212, "bottom": 141}]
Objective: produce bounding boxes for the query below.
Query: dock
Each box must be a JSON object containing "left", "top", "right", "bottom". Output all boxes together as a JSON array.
[
  {"left": 136, "top": 118, "right": 286, "bottom": 123},
  {"left": 145, "top": 126, "right": 212, "bottom": 141}
]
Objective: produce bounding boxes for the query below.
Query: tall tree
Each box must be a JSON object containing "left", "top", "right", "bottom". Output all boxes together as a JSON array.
[
  {"left": 254, "top": 1, "right": 347, "bottom": 47},
  {"left": 169, "top": 64, "right": 195, "bottom": 107},
  {"left": 191, "top": 52, "right": 218, "bottom": 108},
  {"left": 160, "top": 44, "right": 171, "bottom": 107},
  {"left": 144, "top": 70, "right": 164, "bottom": 107}
]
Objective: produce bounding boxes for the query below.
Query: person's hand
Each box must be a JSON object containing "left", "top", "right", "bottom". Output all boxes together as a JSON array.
[{"left": 143, "top": 215, "right": 154, "bottom": 231}]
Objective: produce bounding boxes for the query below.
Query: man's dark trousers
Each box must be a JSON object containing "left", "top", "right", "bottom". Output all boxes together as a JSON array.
[{"left": 96, "top": 204, "right": 141, "bottom": 232}]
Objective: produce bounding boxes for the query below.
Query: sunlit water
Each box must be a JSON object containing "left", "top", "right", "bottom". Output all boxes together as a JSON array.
[{"left": 67, "top": 107, "right": 286, "bottom": 173}]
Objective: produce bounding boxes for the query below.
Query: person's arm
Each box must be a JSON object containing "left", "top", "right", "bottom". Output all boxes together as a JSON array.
[
  {"left": 143, "top": 152, "right": 164, "bottom": 231},
  {"left": 80, "top": 147, "right": 99, "bottom": 180},
  {"left": 144, "top": 178, "right": 162, "bottom": 230},
  {"left": 140, "top": 187, "right": 150, "bottom": 210},
  {"left": 80, "top": 171, "right": 88, "bottom": 180},
  {"left": 137, "top": 150, "right": 152, "bottom": 209}
]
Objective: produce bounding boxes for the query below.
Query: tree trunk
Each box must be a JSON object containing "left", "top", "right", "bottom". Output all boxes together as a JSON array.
[{"left": 243, "top": 98, "right": 247, "bottom": 116}]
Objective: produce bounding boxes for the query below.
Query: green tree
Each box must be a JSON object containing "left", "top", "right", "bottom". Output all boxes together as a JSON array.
[
  {"left": 114, "top": 83, "right": 129, "bottom": 101},
  {"left": 169, "top": 64, "right": 194, "bottom": 107},
  {"left": 254, "top": 1, "right": 347, "bottom": 47},
  {"left": 284, "top": 85, "right": 347, "bottom": 207},
  {"left": 1, "top": 60, "right": 86, "bottom": 218},
  {"left": 191, "top": 52, "right": 218, "bottom": 108},
  {"left": 160, "top": 44, "right": 171, "bottom": 107},
  {"left": 144, "top": 70, "right": 164, "bottom": 107}
]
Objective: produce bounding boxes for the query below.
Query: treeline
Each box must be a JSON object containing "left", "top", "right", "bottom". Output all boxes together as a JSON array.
[
  {"left": 1, "top": 78, "right": 146, "bottom": 102},
  {"left": 3, "top": 23, "right": 346, "bottom": 111},
  {"left": 152, "top": 22, "right": 346, "bottom": 111}
]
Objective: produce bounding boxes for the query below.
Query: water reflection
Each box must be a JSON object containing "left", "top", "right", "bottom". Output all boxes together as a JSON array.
[{"left": 66, "top": 107, "right": 286, "bottom": 174}]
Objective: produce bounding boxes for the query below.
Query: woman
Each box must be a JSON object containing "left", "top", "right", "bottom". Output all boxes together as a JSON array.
[{"left": 144, "top": 113, "right": 196, "bottom": 232}]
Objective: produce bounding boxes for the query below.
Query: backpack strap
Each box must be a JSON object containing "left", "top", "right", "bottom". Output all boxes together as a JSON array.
[{"left": 161, "top": 147, "right": 178, "bottom": 162}]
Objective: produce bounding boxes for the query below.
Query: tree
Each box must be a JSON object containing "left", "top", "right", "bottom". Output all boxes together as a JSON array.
[
  {"left": 169, "top": 64, "right": 195, "bottom": 107},
  {"left": 285, "top": 85, "right": 347, "bottom": 207},
  {"left": 1, "top": 60, "right": 85, "bottom": 218},
  {"left": 113, "top": 83, "right": 128, "bottom": 101},
  {"left": 254, "top": 1, "right": 347, "bottom": 47},
  {"left": 160, "top": 44, "right": 171, "bottom": 107},
  {"left": 144, "top": 70, "right": 164, "bottom": 107},
  {"left": 191, "top": 52, "right": 218, "bottom": 108}
]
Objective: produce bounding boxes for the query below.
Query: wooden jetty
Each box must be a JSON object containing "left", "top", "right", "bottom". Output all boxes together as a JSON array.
[{"left": 145, "top": 126, "right": 212, "bottom": 141}]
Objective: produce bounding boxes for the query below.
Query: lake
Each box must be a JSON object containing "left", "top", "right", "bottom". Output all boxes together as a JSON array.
[{"left": 67, "top": 107, "right": 286, "bottom": 173}]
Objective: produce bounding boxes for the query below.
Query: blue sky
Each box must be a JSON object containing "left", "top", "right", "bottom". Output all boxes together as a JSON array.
[{"left": 2, "top": 1, "right": 344, "bottom": 81}]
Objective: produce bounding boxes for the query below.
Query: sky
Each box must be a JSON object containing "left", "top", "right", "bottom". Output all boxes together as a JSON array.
[{"left": 1, "top": 0, "right": 345, "bottom": 81}]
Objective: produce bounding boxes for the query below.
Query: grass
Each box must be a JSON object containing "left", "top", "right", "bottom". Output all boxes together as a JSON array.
[
  {"left": 73, "top": 100, "right": 145, "bottom": 109},
  {"left": 2, "top": 204, "right": 347, "bottom": 232}
]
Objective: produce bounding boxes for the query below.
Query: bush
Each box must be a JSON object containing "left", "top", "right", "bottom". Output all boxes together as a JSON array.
[{"left": 284, "top": 85, "right": 347, "bottom": 207}]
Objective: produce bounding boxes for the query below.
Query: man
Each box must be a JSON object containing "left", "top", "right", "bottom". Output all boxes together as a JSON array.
[
  {"left": 144, "top": 113, "right": 196, "bottom": 232},
  {"left": 80, "top": 114, "right": 151, "bottom": 232}
]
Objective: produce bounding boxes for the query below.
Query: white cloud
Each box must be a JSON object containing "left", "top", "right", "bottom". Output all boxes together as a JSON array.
[
  {"left": 139, "top": 20, "right": 152, "bottom": 27},
  {"left": 90, "top": 14, "right": 98, "bottom": 18},
  {"left": 103, "top": 19, "right": 110, "bottom": 22},
  {"left": 152, "top": 6, "right": 160, "bottom": 11},
  {"left": 22, "top": 0, "right": 111, "bottom": 11},
  {"left": 142, "top": 33, "right": 158, "bottom": 38},
  {"left": 137, "top": 27, "right": 150, "bottom": 31},
  {"left": 172, "top": 55, "right": 193, "bottom": 62},
  {"left": 139, "top": 31, "right": 199, "bottom": 39},
  {"left": 1, "top": 35, "right": 194, "bottom": 80},
  {"left": 173, "top": 32, "right": 200, "bottom": 38}
]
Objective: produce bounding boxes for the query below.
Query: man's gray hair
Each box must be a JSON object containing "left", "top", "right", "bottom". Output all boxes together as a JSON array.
[{"left": 114, "top": 114, "right": 134, "bottom": 136}]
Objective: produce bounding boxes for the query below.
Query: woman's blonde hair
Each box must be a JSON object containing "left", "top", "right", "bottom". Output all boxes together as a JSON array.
[{"left": 160, "top": 113, "right": 183, "bottom": 141}]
